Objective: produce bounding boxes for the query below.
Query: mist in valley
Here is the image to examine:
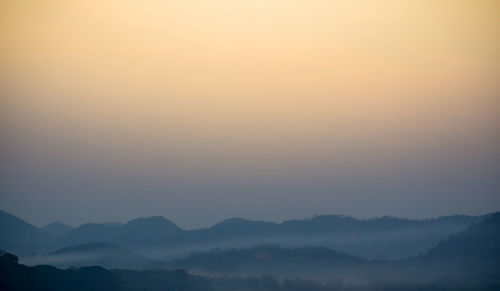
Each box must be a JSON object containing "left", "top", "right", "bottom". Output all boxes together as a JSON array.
[{"left": 2, "top": 209, "right": 499, "bottom": 290}]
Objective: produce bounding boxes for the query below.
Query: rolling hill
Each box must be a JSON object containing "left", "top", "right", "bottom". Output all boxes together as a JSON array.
[
  {"left": 0, "top": 209, "right": 485, "bottom": 260},
  {"left": 21, "top": 242, "right": 152, "bottom": 269}
]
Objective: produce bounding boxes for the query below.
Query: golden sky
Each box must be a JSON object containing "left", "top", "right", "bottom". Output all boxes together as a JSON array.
[{"left": 1, "top": 0, "right": 499, "bottom": 226}]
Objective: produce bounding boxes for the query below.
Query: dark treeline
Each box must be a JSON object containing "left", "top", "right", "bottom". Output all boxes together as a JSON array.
[
  {"left": 2, "top": 252, "right": 499, "bottom": 291},
  {"left": 0, "top": 252, "right": 213, "bottom": 291}
]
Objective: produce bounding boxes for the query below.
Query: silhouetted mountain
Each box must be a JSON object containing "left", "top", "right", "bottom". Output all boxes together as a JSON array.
[
  {"left": 21, "top": 242, "right": 152, "bottom": 270},
  {"left": 397, "top": 212, "right": 500, "bottom": 285},
  {"left": 182, "top": 214, "right": 481, "bottom": 259},
  {"left": 59, "top": 216, "right": 184, "bottom": 250},
  {"left": 346, "top": 213, "right": 500, "bottom": 287},
  {"left": 162, "top": 215, "right": 500, "bottom": 288},
  {"left": 40, "top": 221, "right": 73, "bottom": 238},
  {"left": 59, "top": 223, "right": 122, "bottom": 247},
  {"left": 0, "top": 210, "right": 55, "bottom": 254},
  {"left": 426, "top": 212, "right": 500, "bottom": 259},
  {"left": 117, "top": 216, "right": 184, "bottom": 247},
  {"left": 0, "top": 209, "right": 482, "bottom": 259},
  {"left": 3, "top": 212, "right": 500, "bottom": 291}
]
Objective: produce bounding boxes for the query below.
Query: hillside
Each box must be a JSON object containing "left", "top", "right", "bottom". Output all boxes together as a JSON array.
[
  {"left": 165, "top": 244, "right": 365, "bottom": 279},
  {"left": 426, "top": 212, "right": 500, "bottom": 259},
  {"left": 185, "top": 214, "right": 480, "bottom": 259},
  {"left": 21, "top": 242, "right": 152, "bottom": 270},
  {"left": 0, "top": 210, "right": 55, "bottom": 254},
  {"left": 162, "top": 214, "right": 500, "bottom": 286},
  {"left": 0, "top": 252, "right": 213, "bottom": 291}
]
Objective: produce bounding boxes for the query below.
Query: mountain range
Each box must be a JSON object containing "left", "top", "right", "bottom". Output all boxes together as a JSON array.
[
  {"left": 1, "top": 212, "right": 499, "bottom": 290},
  {"left": 159, "top": 213, "right": 500, "bottom": 285},
  {"left": 0, "top": 209, "right": 484, "bottom": 260}
]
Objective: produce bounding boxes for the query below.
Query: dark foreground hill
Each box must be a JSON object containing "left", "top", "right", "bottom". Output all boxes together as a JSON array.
[
  {"left": 2, "top": 249, "right": 499, "bottom": 291},
  {"left": 0, "top": 251, "right": 213, "bottom": 291}
]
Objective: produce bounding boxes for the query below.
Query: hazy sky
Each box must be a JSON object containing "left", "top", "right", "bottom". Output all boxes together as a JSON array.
[{"left": 1, "top": 0, "right": 499, "bottom": 228}]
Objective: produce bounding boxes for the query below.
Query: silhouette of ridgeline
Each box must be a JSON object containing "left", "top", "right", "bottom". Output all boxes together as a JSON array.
[
  {"left": 1, "top": 213, "right": 499, "bottom": 290},
  {"left": 0, "top": 209, "right": 485, "bottom": 259}
]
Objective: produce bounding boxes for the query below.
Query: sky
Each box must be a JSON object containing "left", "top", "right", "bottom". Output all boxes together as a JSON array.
[{"left": 1, "top": 0, "right": 499, "bottom": 228}]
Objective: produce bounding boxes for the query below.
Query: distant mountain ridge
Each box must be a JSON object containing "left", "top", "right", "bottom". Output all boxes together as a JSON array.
[
  {"left": 1, "top": 211, "right": 499, "bottom": 289},
  {"left": 0, "top": 209, "right": 487, "bottom": 259},
  {"left": 59, "top": 213, "right": 484, "bottom": 259},
  {"left": 41, "top": 222, "right": 73, "bottom": 238},
  {"left": 165, "top": 213, "right": 500, "bottom": 285},
  {"left": 58, "top": 216, "right": 186, "bottom": 249}
]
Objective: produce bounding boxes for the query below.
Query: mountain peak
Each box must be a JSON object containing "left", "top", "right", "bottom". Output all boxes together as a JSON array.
[
  {"left": 0, "top": 209, "right": 54, "bottom": 252},
  {"left": 41, "top": 221, "right": 73, "bottom": 237}
]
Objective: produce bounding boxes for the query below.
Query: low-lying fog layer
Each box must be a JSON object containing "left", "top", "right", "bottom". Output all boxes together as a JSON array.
[{"left": 135, "top": 223, "right": 471, "bottom": 260}]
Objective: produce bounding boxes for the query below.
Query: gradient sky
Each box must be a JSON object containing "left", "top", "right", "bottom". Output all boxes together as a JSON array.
[{"left": 1, "top": 0, "right": 499, "bottom": 228}]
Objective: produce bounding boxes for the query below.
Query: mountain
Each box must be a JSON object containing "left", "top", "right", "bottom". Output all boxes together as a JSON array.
[
  {"left": 165, "top": 244, "right": 365, "bottom": 278},
  {"left": 409, "top": 212, "right": 500, "bottom": 284},
  {"left": 188, "top": 218, "right": 278, "bottom": 244},
  {"left": 58, "top": 223, "right": 122, "bottom": 247},
  {"left": 163, "top": 215, "right": 500, "bottom": 287},
  {"left": 0, "top": 210, "right": 54, "bottom": 254},
  {"left": 116, "top": 216, "right": 185, "bottom": 247},
  {"left": 40, "top": 222, "right": 73, "bottom": 238},
  {"left": 0, "top": 209, "right": 483, "bottom": 259},
  {"left": 2, "top": 213, "right": 500, "bottom": 291},
  {"left": 0, "top": 209, "right": 481, "bottom": 259},
  {"left": 21, "top": 242, "right": 152, "bottom": 270},
  {"left": 59, "top": 216, "right": 184, "bottom": 250},
  {"left": 182, "top": 214, "right": 481, "bottom": 259},
  {"left": 426, "top": 212, "right": 500, "bottom": 259},
  {"left": 362, "top": 213, "right": 500, "bottom": 287}
]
